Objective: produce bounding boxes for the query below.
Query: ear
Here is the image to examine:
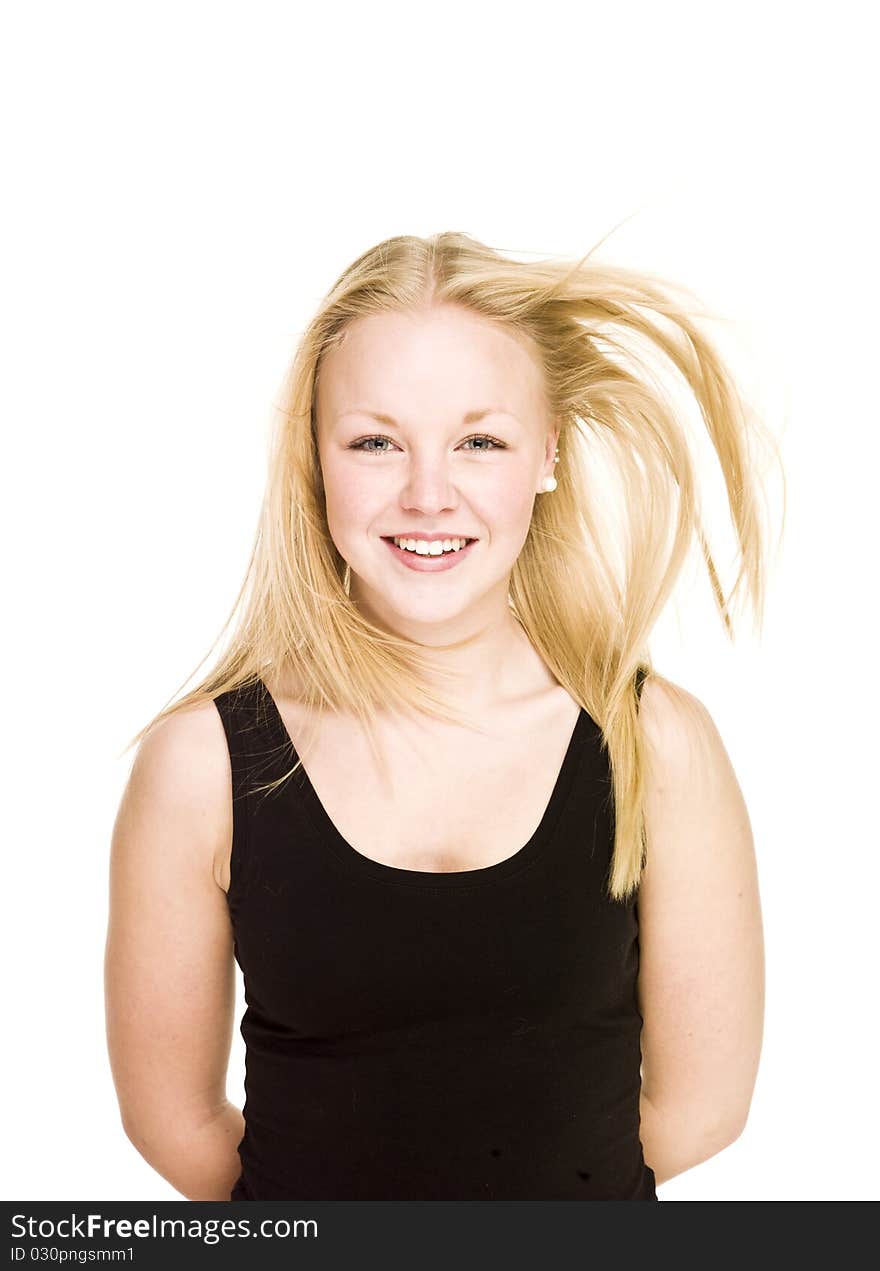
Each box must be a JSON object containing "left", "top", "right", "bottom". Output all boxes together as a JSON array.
[{"left": 543, "top": 422, "right": 561, "bottom": 471}]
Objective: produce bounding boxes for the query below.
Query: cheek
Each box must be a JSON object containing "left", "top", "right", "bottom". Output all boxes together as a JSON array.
[
  {"left": 476, "top": 475, "right": 537, "bottom": 533},
  {"left": 320, "top": 454, "right": 537, "bottom": 541},
  {"left": 321, "top": 460, "right": 382, "bottom": 540}
]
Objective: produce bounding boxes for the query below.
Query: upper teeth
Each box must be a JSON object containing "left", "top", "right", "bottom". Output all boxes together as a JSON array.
[{"left": 392, "top": 537, "right": 470, "bottom": 555}]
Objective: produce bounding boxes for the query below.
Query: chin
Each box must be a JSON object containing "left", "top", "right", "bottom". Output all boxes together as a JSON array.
[
  {"left": 375, "top": 592, "right": 474, "bottom": 630},
  {"left": 349, "top": 571, "right": 473, "bottom": 627}
]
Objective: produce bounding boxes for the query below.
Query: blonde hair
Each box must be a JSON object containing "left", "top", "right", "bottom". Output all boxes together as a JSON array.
[{"left": 124, "top": 230, "right": 783, "bottom": 902}]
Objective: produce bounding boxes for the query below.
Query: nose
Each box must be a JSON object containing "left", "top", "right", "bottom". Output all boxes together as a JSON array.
[{"left": 397, "top": 451, "right": 459, "bottom": 517}]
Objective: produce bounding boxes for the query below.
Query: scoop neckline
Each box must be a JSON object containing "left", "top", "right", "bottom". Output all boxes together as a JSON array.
[{"left": 256, "top": 677, "right": 591, "bottom": 889}]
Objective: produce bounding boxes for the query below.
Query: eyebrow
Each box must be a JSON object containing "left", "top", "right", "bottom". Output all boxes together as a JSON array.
[{"left": 337, "top": 408, "right": 519, "bottom": 427}]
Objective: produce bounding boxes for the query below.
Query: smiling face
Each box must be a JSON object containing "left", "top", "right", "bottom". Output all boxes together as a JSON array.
[{"left": 314, "top": 303, "right": 559, "bottom": 640}]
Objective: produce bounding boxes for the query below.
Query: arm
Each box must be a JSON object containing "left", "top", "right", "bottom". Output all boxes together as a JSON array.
[
  {"left": 104, "top": 700, "right": 243, "bottom": 1200},
  {"left": 634, "top": 676, "right": 765, "bottom": 1188}
]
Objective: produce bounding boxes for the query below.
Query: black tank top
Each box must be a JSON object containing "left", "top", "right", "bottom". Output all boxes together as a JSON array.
[{"left": 213, "top": 670, "right": 656, "bottom": 1201}]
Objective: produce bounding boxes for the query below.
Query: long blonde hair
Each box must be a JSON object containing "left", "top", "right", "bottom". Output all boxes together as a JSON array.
[{"left": 123, "top": 231, "right": 783, "bottom": 902}]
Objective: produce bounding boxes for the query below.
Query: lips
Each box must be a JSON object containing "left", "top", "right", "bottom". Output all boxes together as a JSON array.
[{"left": 381, "top": 535, "right": 479, "bottom": 572}]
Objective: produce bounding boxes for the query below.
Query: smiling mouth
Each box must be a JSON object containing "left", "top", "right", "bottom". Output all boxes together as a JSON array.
[
  {"left": 382, "top": 536, "right": 477, "bottom": 557},
  {"left": 380, "top": 536, "right": 479, "bottom": 569}
]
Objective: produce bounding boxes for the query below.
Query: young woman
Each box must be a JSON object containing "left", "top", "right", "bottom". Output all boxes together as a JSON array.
[{"left": 105, "top": 232, "right": 772, "bottom": 1201}]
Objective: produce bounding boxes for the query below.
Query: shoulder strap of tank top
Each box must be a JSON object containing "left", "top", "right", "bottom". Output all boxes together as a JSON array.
[
  {"left": 212, "top": 678, "right": 295, "bottom": 803},
  {"left": 212, "top": 678, "right": 298, "bottom": 904}
]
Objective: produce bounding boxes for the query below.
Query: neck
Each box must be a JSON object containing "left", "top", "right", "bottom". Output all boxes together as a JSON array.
[{"left": 352, "top": 595, "right": 554, "bottom": 715}]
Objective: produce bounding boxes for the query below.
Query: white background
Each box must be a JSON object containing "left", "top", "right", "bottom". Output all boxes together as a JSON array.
[{"left": 3, "top": 0, "right": 877, "bottom": 1202}]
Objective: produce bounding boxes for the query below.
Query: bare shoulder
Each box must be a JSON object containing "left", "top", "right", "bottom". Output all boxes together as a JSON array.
[
  {"left": 636, "top": 671, "right": 752, "bottom": 866},
  {"left": 638, "top": 672, "right": 719, "bottom": 762},
  {"left": 117, "top": 697, "right": 232, "bottom": 890}
]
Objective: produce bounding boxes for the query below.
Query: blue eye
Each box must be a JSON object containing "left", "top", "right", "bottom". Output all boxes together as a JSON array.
[
  {"left": 348, "top": 434, "right": 506, "bottom": 455},
  {"left": 461, "top": 435, "right": 504, "bottom": 452},
  {"left": 349, "top": 436, "right": 396, "bottom": 454}
]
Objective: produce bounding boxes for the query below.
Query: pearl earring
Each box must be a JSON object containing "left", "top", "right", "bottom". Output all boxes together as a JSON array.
[{"left": 539, "top": 447, "right": 560, "bottom": 493}]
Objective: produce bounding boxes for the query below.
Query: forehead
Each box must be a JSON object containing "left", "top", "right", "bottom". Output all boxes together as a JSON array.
[{"left": 316, "top": 306, "right": 547, "bottom": 422}]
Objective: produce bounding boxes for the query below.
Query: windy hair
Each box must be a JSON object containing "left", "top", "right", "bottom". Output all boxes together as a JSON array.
[{"left": 124, "top": 230, "right": 784, "bottom": 902}]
